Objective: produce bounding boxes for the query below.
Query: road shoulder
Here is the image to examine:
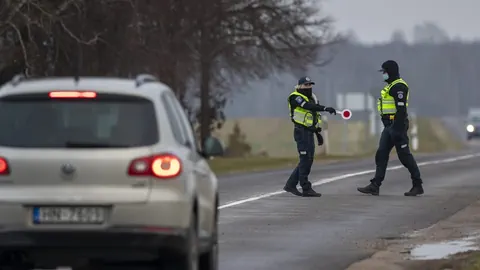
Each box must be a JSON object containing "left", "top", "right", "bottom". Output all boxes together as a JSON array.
[{"left": 345, "top": 198, "right": 480, "bottom": 270}]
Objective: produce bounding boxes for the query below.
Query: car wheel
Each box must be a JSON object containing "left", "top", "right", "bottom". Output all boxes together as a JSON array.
[
  {"left": 161, "top": 214, "right": 199, "bottom": 270},
  {"left": 199, "top": 238, "right": 218, "bottom": 270},
  {"left": 0, "top": 250, "right": 34, "bottom": 270},
  {"left": 199, "top": 198, "right": 218, "bottom": 270},
  {"left": 199, "top": 220, "right": 218, "bottom": 270}
]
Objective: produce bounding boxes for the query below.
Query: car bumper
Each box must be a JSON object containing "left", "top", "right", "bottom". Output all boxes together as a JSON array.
[
  {"left": 0, "top": 228, "right": 188, "bottom": 249},
  {"left": 0, "top": 228, "right": 193, "bottom": 265},
  {"left": 0, "top": 199, "right": 192, "bottom": 228},
  {"left": 0, "top": 201, "right": 194, "bottom": 252}
]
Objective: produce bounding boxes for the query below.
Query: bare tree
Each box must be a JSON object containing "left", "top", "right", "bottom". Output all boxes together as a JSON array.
[
  {"left": 190, "top": 0, "right": 342, "bottom": 142},
  {"left": 391, "top": 29, "right": 407, "bottom": 44},
  {"left": 0, "top": 0, "right": 113, "bottom": 77},
  {"left": 0, "top": 0, "right": 341, "bottom": 145},
  {"left": 413, "top": 22, "right": 449, "bottom": 44}
]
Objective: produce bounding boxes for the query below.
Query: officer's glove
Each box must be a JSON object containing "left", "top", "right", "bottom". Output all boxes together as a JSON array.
[
  {"left": 324, "top": 107, "right": 336, "bottom": 115},
  {"left": 315, "top": 132, "right": 324, "bottom": 146}
]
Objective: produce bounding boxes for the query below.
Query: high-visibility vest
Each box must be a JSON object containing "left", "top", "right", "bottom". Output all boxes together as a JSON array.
[
  {"left": 288, "top": 91, "right": 322, "bottom": 128},
  {"left": 377, "top": 78, "right": 409, "bottom": 118}
]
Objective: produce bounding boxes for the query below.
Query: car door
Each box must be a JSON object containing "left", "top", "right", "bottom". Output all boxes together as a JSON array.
[{"left": 163, "top": 93, "right": 215, "bottom": 237}]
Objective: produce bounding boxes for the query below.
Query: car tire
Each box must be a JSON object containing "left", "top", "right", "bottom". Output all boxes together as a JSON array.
[
  {"left": 199, "top": 212, "right": 218, "bottom": 270},
  {"left": 0, "top": 250, "right": 35, "bottom": 270},
  {"left": 161, "top": 213, "right": 199, "bottom": 270}
]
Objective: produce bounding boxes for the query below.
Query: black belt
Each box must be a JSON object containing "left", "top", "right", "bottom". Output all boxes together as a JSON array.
[
  {"left": 381, "top": 114, "right": 395, "bottom": 121},
  {"left": 294, "top": 124, "right": 323, "bottom": 145}
]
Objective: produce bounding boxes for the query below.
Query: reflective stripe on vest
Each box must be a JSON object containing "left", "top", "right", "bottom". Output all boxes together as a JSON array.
[
  {"left": 288, "top": 91, "right": 322, "bottom": 128},
  {"left": 377, "top": 78, "right": 409, "bottom": 115}
]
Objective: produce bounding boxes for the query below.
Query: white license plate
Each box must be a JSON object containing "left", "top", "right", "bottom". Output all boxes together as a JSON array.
[{"left": 32, "top": 207, "right": 106, "bottom": 224}]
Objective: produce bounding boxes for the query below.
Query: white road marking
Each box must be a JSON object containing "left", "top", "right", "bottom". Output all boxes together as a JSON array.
[{"left": 218, "top": 153, "right": 480, "bottom": 209}]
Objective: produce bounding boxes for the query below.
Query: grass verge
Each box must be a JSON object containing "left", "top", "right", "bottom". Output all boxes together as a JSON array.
[
  {"left": 414, "top": 117, "right": 465, "bottom": 152},
  {"left": 209, "top": 118, "right": 464, "bottom": 175},
  {"left": 208, "top": 154, "right": 371, "bottom": 175},
  {"left": 402, "top": 251, "right": 480, "bottom": 270}
]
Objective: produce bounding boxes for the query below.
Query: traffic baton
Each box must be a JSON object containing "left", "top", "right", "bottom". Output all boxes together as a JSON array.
[{"left": 336, "top": 109, "right": 352, "bottom": 120}]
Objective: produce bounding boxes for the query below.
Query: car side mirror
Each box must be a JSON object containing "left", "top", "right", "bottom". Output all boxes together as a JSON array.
[{"left": 201, "top": 136, "right": 224, "bottom": 158}]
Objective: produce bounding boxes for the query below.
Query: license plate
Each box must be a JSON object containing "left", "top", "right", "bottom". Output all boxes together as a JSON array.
[{"left": 32, "top": 207, "right": 106, "bottom": 224}]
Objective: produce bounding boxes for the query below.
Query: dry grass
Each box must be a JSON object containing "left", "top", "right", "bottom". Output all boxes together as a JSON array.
[
  {"left": 208, "top": 117, "right": 465, "bottom": 175},
  {"left": 212, "top": 117, "right": 375, "bottom": 157},
  {"left": 414, "top": 118, "right": 465, "bottom": 153},
  {"left": 208, "top": 154, "right": 370, "bottom": 175}
]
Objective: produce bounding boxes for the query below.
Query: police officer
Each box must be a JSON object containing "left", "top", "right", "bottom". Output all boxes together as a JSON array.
[
  {"left": 357, "top": 60, "right": 424, "bottom": 196},
  {"left": 283, "top": 76, "right": 337, "bottom": 197}
]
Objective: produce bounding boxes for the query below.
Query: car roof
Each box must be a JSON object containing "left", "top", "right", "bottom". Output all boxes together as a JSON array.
[
  {"left": 468, "top": 108, "right": 480, "bottom": 115},
  {"left": 0, "top": 75, "right": 172, "bottom": 99}
]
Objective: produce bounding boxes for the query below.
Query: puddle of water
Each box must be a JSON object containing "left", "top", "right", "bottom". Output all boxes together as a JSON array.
[{"left": 410, "top": 236, "right": 480, "bottom": 260}]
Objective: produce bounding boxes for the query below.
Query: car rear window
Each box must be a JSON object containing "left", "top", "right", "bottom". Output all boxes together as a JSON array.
[
  {"left": 470, "top": 116, "right": 480, "bottom": 122},
  {"left": 0, "top": 93, "right": 159, "bottom": 148}
]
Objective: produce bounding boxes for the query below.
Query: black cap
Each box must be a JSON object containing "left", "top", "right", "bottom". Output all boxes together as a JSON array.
[
  {"left": 298, "top": 76, "right": 315, "bottom": 85},
  {"left": 378, "top": 60, "right": 399, "bottom": 76}
]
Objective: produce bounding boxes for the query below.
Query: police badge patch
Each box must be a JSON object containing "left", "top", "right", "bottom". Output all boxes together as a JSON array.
[{"left": 295, "top": 96, "right": 303, "bottom": 104}]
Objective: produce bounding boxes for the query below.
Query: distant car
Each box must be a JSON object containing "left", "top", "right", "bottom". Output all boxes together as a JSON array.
[
  {"left": 0, "top": 74, "right": 222, "bottom": 269},
  {"left": 466, "top": 109, "right": 480, "bottom": 140}
]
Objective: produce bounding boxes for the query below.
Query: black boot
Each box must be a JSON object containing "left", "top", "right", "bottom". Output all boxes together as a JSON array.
[
  {"left": 404, "top": 185, "right": 424, "bottom": 196},
  {"left": 283, "top": 185, "right": 302, "bottom": 196},
  {"left": 302, "top": 188, "right": 322, "bottom": 197},
  {"left": 357, "top": 182, "right": 380, "bottom": 196}
]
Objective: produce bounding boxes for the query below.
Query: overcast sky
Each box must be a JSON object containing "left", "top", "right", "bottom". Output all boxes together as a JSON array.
[{"left": 322, "top": 0, "right": 480, "bottom": 44}]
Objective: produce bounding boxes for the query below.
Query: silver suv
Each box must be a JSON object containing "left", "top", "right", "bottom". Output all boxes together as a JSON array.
[{"left": 0, "top": 74, "right": 222, "bottom": 270}]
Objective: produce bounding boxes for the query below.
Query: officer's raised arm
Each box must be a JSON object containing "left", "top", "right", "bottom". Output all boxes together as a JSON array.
[
  {"left": 288, "top": 95, "right": 326, "bottom": 112},
  {"left": 389, "top": 83, "right": 408, "bottom": 131}
]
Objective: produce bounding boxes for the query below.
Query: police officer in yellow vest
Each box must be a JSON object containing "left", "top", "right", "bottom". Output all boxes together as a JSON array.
[
  {"left": 357, "top": 60, "right": 424, "bottom": 196},
  {"left": 283, "top": 76, "right": 337, "bottom": 197}
]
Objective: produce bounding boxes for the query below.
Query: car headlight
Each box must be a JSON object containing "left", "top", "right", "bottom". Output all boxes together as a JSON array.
[{"left": 467, "top": 124, "right": 475, "bottom": 132}]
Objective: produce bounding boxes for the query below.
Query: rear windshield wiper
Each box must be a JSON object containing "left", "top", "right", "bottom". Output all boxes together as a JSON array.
[{"left": 64, "top": 141, "right": 128, "bottom": 148}]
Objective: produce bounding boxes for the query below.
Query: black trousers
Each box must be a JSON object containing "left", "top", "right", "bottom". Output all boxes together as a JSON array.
[
  {"left": 371, "top": 122, "right": 422, "bottom": 186},
  {"left": 286, "top": 126, "right": 315, "bottom": 190}
]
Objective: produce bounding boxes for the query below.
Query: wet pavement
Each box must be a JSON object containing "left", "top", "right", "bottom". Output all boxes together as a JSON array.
[{"left": 218, "top": 145, "right": 480, "bottom": 270}]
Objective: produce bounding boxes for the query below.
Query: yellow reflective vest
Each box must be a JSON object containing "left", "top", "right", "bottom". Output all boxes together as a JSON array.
[
  {"left": 377, "top": 78, "right": 409, "bottom": 118},
  {"left": 288, "top": 91, "right": 322, "bottom": 128}
]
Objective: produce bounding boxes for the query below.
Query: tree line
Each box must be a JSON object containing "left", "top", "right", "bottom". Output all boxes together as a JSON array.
[
  {"left": 225, "top": 37, "right": 480, "bottom": 118},
  {"left": 0, "top": 0, "right": 341, "bottom": 142}
]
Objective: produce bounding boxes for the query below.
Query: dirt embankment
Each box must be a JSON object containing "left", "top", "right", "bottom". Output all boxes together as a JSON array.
[{"left": 345, "top": 200, "right": 480, "bottom": 270}]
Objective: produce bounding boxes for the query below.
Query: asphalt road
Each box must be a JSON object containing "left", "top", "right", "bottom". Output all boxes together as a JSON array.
[{"left": 218, "top": 142, "right": 480, "bottom": 270}]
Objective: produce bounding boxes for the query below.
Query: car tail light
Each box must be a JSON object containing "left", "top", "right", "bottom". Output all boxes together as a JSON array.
[
  {"left": 0, "top": 157, "right": 10, "bottom": 175},
  {"left": 128, "top": 154, "right": 181, "bottom": 179},
  {"left": 49, "top": 91, "right": 97, "bottom": 98}
]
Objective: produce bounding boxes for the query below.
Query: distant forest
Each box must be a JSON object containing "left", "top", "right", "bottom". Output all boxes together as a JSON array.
[{"left": 226, "top": 22, "right": 480, "bottom": 118}]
